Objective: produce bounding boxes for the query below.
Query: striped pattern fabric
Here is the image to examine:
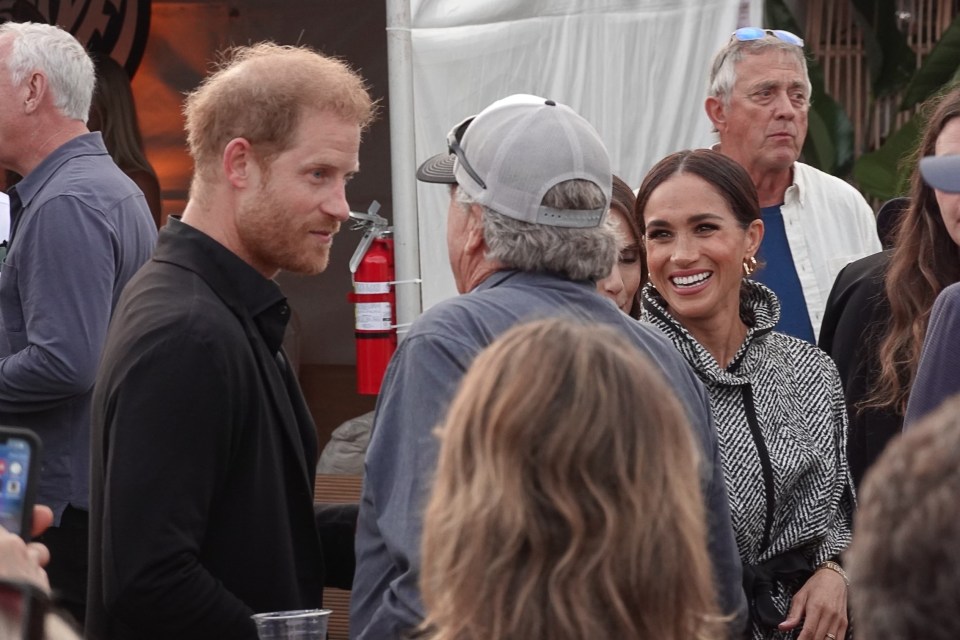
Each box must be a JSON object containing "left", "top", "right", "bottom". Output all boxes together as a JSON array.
[
  {"left": 314, "top": 474, "right": 363, "bottom": 640},
  {"left": 642, "top": 281, "right": 855, "bottom": 639}
]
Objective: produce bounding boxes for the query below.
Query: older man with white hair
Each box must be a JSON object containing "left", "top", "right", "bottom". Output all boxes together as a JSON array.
[
  {"left": 705, "top": 28, "right": 881, "bottom": 341},
  {"left": 0, "top": 22, "right": 155, "bottom": 626}
]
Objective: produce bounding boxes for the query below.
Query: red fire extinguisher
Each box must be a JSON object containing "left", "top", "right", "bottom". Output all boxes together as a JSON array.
[{"left": 348, "top": 203, "right": 397, "bottom": 395}]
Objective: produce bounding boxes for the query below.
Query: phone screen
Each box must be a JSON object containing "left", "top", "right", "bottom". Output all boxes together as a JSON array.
[{"left": 0, "top": 434, "right": 33, "bottom": 535}]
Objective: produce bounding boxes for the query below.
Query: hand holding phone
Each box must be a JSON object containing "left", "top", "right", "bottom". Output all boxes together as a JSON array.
[
  {"left": 0, "top": 428, "right": 41, "bottom": 541},
  {"left": 0, "top": 526, "right": 50, "bottom": 592}
]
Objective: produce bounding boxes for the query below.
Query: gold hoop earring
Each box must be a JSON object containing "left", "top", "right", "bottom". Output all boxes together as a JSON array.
[{"left": 742, "top": 256, "right": 758, "bottom": 276}]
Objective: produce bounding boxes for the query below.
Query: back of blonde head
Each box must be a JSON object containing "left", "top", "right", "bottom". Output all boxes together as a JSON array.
[
  {"left": 183, "top": 42, "right": 374, "bottom": 184},
  {"left": 420, "top": 319, "right": 723, "bottom": 640}
]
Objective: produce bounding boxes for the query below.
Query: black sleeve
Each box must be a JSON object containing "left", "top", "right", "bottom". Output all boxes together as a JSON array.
[
  {"left": 315, "top": 503, "right": 359, "bottom": 590},
  {"left": 818, "top": 251, "right": 900, "bottom": 488},
  {"left": 100, "top": 333, "right": 257, "bottom": 639}
]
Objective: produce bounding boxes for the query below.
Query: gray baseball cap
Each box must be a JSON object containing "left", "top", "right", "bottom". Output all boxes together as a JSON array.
[
  {"left": 416, "top": 94, "right": 612, "bottom": 228},
  {"left": 920, "top": 155, "right": 960, "bottom": 193}
]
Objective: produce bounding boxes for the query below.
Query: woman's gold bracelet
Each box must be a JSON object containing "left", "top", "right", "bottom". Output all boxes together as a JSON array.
[{"left": 817, "top": 560, "right": 850, "bottom": 586}]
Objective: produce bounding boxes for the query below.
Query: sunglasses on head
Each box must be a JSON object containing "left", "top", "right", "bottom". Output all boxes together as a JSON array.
[
  {"left": 732, "top": 27, "right": 804, "bottom": 47},
  {"left": 446, "top": 117, "right": 487, "bottom": 190}
]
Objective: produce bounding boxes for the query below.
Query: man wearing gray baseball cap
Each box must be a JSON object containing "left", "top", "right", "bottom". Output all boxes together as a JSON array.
[{"left": 349, "top": 94, "right": 746, "bottom": 639}]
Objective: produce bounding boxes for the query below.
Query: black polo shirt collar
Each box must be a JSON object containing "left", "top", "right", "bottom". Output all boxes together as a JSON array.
[{"left": 155, "top": 217, "right": 290, "bottom": 355}]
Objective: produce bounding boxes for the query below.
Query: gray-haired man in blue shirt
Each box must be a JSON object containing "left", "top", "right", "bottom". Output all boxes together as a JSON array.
[{"left": 0, "top": 22, "right": 156, "bottom": 626}]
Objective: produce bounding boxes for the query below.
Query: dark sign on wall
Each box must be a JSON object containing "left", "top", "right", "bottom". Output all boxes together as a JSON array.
[{"left": 0, "top": 0, "right": 151, "bottom": 75}]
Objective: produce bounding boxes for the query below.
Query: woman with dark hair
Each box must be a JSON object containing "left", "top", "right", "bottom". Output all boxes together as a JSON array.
[
  {"left": 598, "top": 175, "right": 645, "bottom": 317},
  {"left": 638, "top": 149, "right": 853, "bottom": 640},
  {"left": 88, "top": 53, "right": 163, "bottom": 227},
  {"left": 419, "top": 318, "right": 724, "bottom": 640},
  {"left": 819, "top": 85, "right": 960, "bottom": 487}
]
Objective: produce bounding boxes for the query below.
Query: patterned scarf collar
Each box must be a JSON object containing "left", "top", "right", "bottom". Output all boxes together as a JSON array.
[{"left": 641, "top": 279, "right": 781, "bottom": 385}]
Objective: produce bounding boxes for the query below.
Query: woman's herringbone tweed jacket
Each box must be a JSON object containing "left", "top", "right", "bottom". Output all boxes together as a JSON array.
[{"left": 642, "top": 280, "right": 855, "bottom": 640}]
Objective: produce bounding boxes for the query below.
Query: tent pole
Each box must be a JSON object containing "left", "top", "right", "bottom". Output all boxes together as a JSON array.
[{"left": 385, "top": 0, "right": 422, "bottom": 335}]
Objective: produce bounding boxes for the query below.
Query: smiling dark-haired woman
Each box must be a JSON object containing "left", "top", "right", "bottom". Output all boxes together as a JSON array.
[{"left": 638, "top": 149, "right": 854, "bottom": 640}]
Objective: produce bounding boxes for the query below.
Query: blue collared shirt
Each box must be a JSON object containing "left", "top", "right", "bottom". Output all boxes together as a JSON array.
[
  {"left": 351, "top": 270, "right": 746, "bottom": 638},
  {"left": 0, "top": 132, "right": 156, "bottom": 523}
]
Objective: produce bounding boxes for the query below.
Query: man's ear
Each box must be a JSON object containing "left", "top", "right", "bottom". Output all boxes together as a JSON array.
[
  {"left": 22, "top": 72, "right": 46, "bottom": 114},
  {"left": 222, "top": 138, "right": 256, "bottom": 189},
  {"left": 705, "top": 95, "right": 727, "bottom": 132},
  {"left": 464, "top": 204, "right": 486, "bottom": 253}
]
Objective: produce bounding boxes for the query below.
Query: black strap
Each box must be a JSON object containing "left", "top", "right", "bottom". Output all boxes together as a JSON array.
[
  {"left": 742, "top": 549, "right": 813, "bottom": 630},
  {"left": 742, "top": 384, "right": 776, "bottom": 550}
]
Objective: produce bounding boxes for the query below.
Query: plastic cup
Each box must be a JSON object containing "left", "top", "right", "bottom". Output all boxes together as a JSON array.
[{"left": 251, "top": 608, "right": 331, "bottom": 639}]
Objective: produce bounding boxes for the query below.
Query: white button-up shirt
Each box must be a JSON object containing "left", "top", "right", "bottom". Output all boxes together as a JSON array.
[{"left": 783, "top": 161, "right": 882, "bottom": 339}]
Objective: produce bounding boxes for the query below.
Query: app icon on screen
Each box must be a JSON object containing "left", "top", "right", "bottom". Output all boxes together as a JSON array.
[{"left": 6, "top": 480, "right": 20, "bottom": 497}]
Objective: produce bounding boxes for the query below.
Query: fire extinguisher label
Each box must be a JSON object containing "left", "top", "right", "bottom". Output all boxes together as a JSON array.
[
  {"left": 355, "top": 281, "right": 391, "bottom": 294},
  {"left": 356, "top": 303, "right": 393, "bottom": 330}
]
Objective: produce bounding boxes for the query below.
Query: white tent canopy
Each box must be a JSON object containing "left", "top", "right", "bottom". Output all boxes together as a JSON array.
[{"left": 389, "top": 0, "right": 761, "bottom": 319}]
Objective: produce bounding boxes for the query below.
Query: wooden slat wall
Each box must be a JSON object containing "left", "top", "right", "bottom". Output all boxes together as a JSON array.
[
  {"left": 805, "top": 1, "right": 957, "bottom": 168},
  {"left": 323, "top": 590, "right": 352, "bottom": 640},
  {"left": 315, "top": 474, "right": 363, "bottom": 640},
  {"left": 314, "top": 474, "right": 363, "bottom": 504}
]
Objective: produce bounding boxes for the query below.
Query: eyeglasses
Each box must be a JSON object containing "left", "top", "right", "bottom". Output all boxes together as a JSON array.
[
  {"left": 732, "top": 27, "right": 804, "bottom": 47},
  {"left": 0, "top": 579, "right": 52, "bottom": 640},
  {"left": 446, "top": 117, "right": 487, "bottom": 190}
]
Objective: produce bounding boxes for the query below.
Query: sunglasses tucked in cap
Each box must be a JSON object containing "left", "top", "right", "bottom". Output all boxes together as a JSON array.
[
  {"left": 920, "top": 155, "right": 960, "bottom": 193},
  {"left": 416, "top": 94, "right": 612, "bottom": 229}
]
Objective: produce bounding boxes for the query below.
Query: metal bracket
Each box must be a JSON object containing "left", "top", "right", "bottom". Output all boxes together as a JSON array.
[{"left": 349, "top": 201, "right": 392, "bottom": 274}]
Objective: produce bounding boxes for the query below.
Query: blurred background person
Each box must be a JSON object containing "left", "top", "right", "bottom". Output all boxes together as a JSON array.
[
  {"left": 847, "top": 395, "right": 960, "bottom": 640},
  {"left": 638, "top": 149, "right": 853, "bottom": 640},
  {"left": 419, "top": 318, "right": 724, "bottom": 640},
  {"left": 597, "top": 175, "right": 644, "bottom": 317},
  {"left": 88, "top": 52, "right": 162, "bottom": 227},
  {"left": 819, "top": 86, "right": 960, "bottom": 487}
]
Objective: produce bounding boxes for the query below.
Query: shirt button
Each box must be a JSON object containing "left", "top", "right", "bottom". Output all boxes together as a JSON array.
[{"left": 280, "top": 304, "right": 289, "bottom": 316}]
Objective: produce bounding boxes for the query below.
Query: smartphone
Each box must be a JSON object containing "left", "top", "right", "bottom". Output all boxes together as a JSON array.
[{"left": 0, "top": 427, "right": 40, "bottom": 540}]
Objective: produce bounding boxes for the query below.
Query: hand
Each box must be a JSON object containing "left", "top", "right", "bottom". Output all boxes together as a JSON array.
[
  {"left": 32, "top": 505, "right": 54, "bottom": 539},
  {"left": 0, "top": 507, "right": 54, "bottom": 592},
  {"left": 777, "top": 567, "right": 847, "bottom": 640}
]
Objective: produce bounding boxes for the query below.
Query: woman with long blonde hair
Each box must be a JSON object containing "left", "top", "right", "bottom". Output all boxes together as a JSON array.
[{"left": 419, "top": 318, "right": 723, "bottom": 640}]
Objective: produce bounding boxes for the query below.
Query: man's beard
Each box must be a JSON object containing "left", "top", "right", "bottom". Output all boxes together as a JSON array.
[{"left": 236, "top": 185, "right": 336, "bottom": 276}]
